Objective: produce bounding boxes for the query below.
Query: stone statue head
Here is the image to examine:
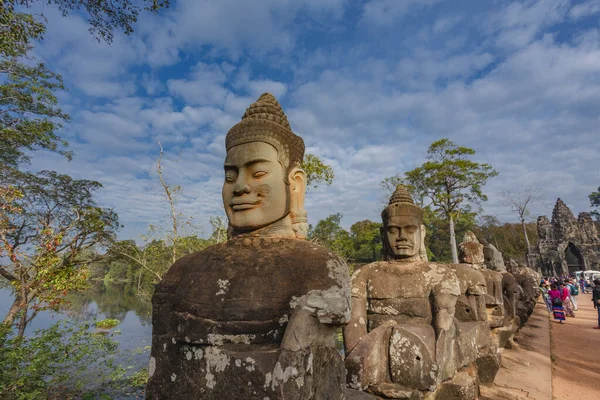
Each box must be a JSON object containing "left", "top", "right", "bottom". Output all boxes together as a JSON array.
[
  {"left": 223, "top": 93, "right": 308, "bottom": 238},
  {"left": 381, "top": 185, "right": 426, "bottom": 260}
]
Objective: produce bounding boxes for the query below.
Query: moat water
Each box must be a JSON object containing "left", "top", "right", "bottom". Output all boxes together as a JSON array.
[{"left": 0, "top": 283, "right": 152, "bottom": 397}]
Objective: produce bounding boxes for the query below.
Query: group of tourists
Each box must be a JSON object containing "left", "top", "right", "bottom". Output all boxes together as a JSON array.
[{"left": 539, "top": 277, "right": 600, "bottom": 329}]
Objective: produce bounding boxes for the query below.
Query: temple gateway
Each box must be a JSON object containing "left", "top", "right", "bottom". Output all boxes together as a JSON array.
[{"left": 529, "top": 198, "right": 600, "bottom": 276}]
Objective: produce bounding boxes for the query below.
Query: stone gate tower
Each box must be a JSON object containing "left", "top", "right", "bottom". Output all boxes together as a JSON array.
[{"left": 529, "top": 198, "right": 600, "bottom": 276}]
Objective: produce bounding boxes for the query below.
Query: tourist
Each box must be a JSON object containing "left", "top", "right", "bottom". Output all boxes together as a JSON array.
[
  {"left": 539, "top": 282, "right": 552, "bottom": 312},
  {"left": 559, "top": 281, "right": 576, "bottom": 317},
  {"left": 548, "top": 283, "right": 566, "bottom": 324},
  {"left": 567, "top": 279, "right": 580, "bottom": 311},
  {"left": 580, "top": 278, "right": 587, "bottom": 294},
  {"left": 593, "top": 279, "right": 600, "bottom": 330}
]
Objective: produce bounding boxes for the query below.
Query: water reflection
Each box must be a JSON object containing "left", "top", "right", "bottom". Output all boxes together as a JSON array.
[
  {"left": 0, "top": 282, "right": 153, "bottom": 357},
  {"left": 67, "top": 282, "right": 152, "bottom": 326}
]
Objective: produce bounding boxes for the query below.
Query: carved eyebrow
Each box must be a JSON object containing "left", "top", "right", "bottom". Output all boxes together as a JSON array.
[
  {"left": 244, "top": 158, "right": 272, "bottom": 167},
  {"left": 224, "top": 158, "right": 273, "bottom": 169}
]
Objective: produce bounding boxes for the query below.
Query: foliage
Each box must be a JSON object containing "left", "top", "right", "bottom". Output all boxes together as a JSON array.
[
  {"left": 308, "top": 214, "right": 354, "bottom": 261},
  {"left": 590, "top": 186, "right": 600, "bottom": 220},
  {"left": 349, "top": 220, "right": 382, "bottom": 263},
  {"left": 473, "top": 216, "right": 538, "bottom": 263},
  {"left": 0, "top": 320, "right": 124, "bottom": 399},
  {"left": 0, "top": 3, "right": 71, "bottom": 173},
  {"left": 7, "top": 0, "right": 170, "bottom": 43},
  {"left": 209, "top": 215, "right": 228, "bottom": 244},
  {"left": 386, "top": 138, "right": 498, "bottom": 263},
  {"left": 0, "top": 169, "right": 119, "bottom": 335},
  {"left": 302, "top": 153, "right": 335, "bottom": 189},
  {"left": 423, "top": 206, "right": 477, "bottom": 262},
  {"left": 128, "top": 368, "right": 149, "bottom": 388},
  {"left": 95, "top": 318, "right": 120, "bottom": 329}
]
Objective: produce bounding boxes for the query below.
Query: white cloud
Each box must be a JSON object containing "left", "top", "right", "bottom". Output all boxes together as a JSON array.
[
  {"left": 25, "top": 0, "right": 600, "bottom": 240},
  {"left": 570, "top": 0, "right": 600, "bottom": 19},
  {"left": 485, "top": 0, "right": 570, "bottom": 50}
]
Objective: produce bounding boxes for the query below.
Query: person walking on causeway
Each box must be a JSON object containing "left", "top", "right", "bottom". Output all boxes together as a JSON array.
[
  {"left": 567, "top": 278, "right": 579, "bottom": 311},
  {"left": 549, "top": 283, "right": 566, "bottom": 324},
  {"left": 592, "top": 279, "right": 600, "bottom": 330},
  {"left": 559, "top": 280, "right": 576, "bottom": 317}
]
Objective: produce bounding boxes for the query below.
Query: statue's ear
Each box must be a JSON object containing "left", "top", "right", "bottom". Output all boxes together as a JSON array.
[
  {"left": 420, "top": 224, "right": 426, "bottom": 238},
  {"left": 288, "top": 167, "right": 306, "bottom": 196},
  {"left": 289, "top": 167, "right": 308, "bottom": 239}
]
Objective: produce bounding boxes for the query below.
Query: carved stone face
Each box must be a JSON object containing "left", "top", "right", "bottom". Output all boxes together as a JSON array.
[
  {"left": 384, "top": 215, "right": 422, "bottom": 258},
  {"left": 223, "top": 141, "right": 289, "bottom": 231}
]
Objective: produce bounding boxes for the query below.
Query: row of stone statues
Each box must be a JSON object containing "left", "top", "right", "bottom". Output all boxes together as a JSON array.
[{"left": 145, "top": 93, "right": 539, "bottom": 400}]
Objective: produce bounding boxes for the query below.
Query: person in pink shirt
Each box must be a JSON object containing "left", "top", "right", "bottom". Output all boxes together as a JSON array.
[
  {"left": 548, "top": 283, "right": 565, "bottom": 324},
  {"left": 560, "top": 280, "right": 576, "bottom": 317}
]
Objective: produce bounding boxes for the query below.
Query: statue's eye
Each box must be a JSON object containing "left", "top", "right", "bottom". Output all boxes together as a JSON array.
[
  {"left": 225, "top": 172, "right": 237, "bottom": 182},
  {"left": 253, "top": 171, "right": 267, "bottom": 178}
]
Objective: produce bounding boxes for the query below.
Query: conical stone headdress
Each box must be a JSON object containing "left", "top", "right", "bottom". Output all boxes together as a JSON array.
[
  {"left": 381, "top": 185, "right": 424, "bottom": 223},
  {"left": 225, "top": 93, "right": 305, "bottom": 169}
]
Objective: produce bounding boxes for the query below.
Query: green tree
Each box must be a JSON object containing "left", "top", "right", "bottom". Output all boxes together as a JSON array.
[
  {"left": 0, "top": 320, "right": 123, "bottom": 399},
  {"left": 308, "top": 213, "right": 354, "bottom": 261},
  {"left": 590, "top": 186, "right": 600, "bottom": 220},
  {"left": 424, "top": 206, "right": 476, "bottom": 262},
  {"left": 385, "top": 139, "right": 498, "bottom": 263},
  {"left": 473, "top": 217, "right": 538, "bottom": 264},
  {"left": 6, "top": 0, "right": 169, "bottom": 43},
  {"left": 0, "top": 170, "right": 119, "bottom": 336},
  {"left": 302, "top": 153, "right": 334, "bottom": 189},
  {"left": 349, "top": 220, "right": 382, "bottom": 263},
  {"left": 0, "top": 4, "right": 71, "bottom": 174}
]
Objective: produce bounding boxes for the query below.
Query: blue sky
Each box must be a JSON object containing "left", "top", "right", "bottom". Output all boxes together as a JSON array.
[{"left": 26, "top": 0, "right": 600, "bottom": 240}]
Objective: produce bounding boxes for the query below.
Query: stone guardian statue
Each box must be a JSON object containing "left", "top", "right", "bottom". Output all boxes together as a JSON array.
[
  {"left": 343, "top": 185, "right": 461, "bottom": 399},
  {"left": 146, "top": 93, "right": 351, "bottom": 399}
]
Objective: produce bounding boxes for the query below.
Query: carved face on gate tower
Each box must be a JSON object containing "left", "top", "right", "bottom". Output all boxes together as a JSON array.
[
  {"left": 381, "top": 185, "right": 426, "bottom": 260},
  {"left": 222, "top": 93, "right": 308, "bottom": 238}
]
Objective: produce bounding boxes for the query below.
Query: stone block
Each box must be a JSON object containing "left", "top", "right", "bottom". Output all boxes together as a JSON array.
[{"left": 435, "top": 372, "right": 477, "bottom": 400}]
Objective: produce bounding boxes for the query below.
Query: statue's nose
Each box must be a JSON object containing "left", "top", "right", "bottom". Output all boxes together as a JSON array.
[{"left": 233, "top": 183, "right": 251, "bottom": 195}]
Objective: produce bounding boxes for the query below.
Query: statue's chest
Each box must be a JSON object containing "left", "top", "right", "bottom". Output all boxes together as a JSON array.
[{"left": 365, "top": 267, "right": 434, "bottom": 299}]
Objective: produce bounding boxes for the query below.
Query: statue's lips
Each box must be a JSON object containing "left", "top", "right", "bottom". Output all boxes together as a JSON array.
[{"left": 230, "top": 200, "right": 260, "bottom": 211}]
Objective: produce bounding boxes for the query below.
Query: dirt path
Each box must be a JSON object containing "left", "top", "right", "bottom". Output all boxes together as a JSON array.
[
  {"left": 481, "top": 300, "right": 552, "bottom": 400},
  {"left": 550, "top": 292, "right": 600, "bottom": 400}
]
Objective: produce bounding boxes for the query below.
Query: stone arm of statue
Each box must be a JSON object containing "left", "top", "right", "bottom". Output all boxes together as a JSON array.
[
  {"left": 431, "top": 270, "right": 460, "bottom": 338},
  {"left": 431, "top": 292, "right": 457, "bottom": 337},
  {"left": 272, "top": 284, "right": 351, "bottom": 394},
  {"left": 343, "top": 294, "right": 369, "bottom": 353},
  {"left": 280, "top": 307, "right": 338, "bottom": 351},
  {"left": 343, "top": 270, "right": 369, "bottom": 353}
]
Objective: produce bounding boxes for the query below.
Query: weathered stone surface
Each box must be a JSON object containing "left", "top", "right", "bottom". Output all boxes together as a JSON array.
[
  {"left": 483, "top": 243, "right": 506, "bottom": 272},
  {"left": 147, "top": 239, "right": 350, "bottom": 399},
  {"left": 434, "top": 372, "right": 477, "bottom": 400},
  {"left": 532, "top": 198, "right": 600, "bottom": 276},
  {"left": 450, "top": 264, "right": 487, "bottom": 322},
  {"left": 479, "top": 270, "right": 505, "bottom": 329},
  {"left": 389, "top": 326, "right": 437, "bottom": 391},
  {"left": 345, "top": 389, "right": 378, "bottom": 400},
  {"left": 458, "top": 231, "right": 484, "bottom": 264},
  {"left": 343, "top": 186, "right": 465, "bottom": 399},
  {"left": 369, "top": 383, "right": 422, "bottom": 399}
]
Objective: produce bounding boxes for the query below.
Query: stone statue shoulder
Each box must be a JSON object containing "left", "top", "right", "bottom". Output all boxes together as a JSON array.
[
  {"left": 153, "top": 237, "right": 350, "bottom": 346},
  {"left": 351, "top": 260, "right": 460, "bottom": 299}
]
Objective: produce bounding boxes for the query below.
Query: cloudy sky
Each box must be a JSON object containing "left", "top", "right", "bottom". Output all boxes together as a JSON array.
[{"left": 26, "top": 0, "right": 600, "bottom": 240}]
